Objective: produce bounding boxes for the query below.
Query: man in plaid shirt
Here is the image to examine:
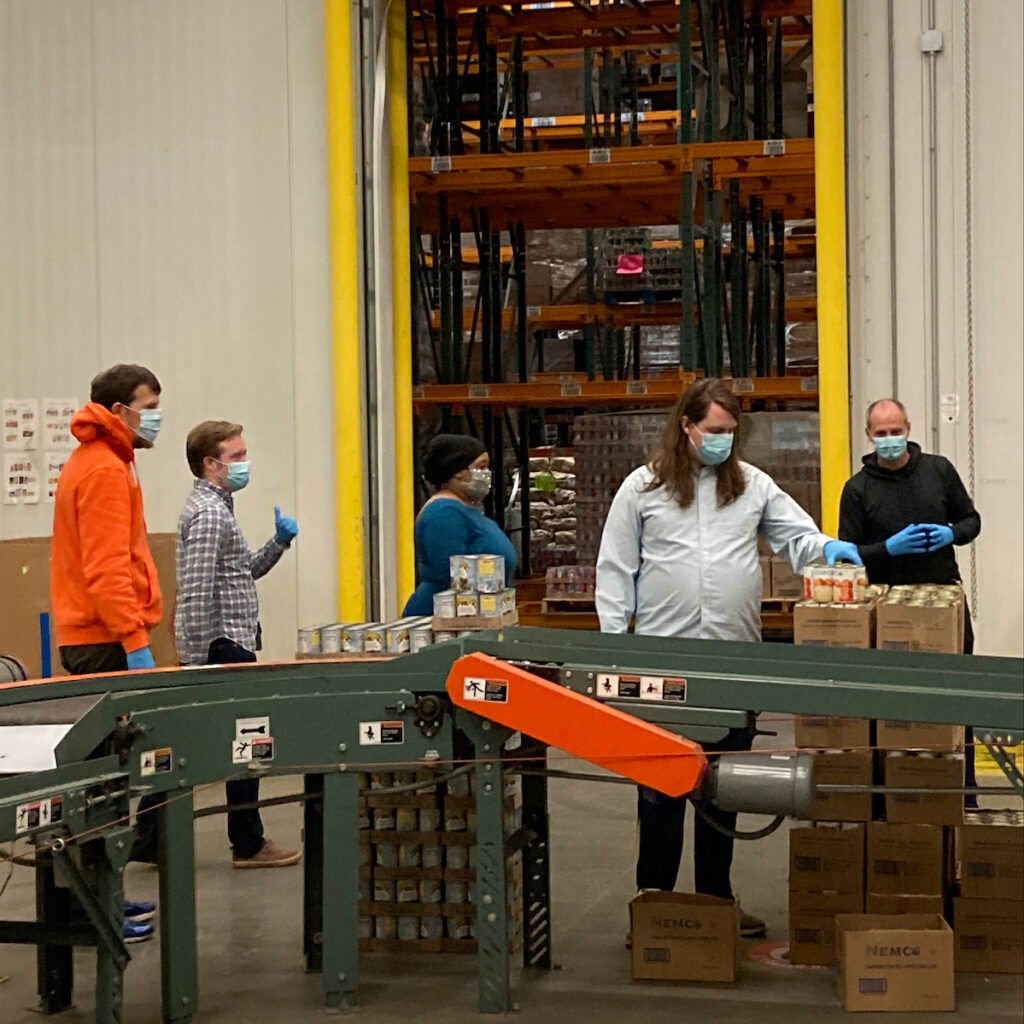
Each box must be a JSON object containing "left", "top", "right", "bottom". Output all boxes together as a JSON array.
[{"left": 173, "top": 419, "right": 301, "bottom": 867}]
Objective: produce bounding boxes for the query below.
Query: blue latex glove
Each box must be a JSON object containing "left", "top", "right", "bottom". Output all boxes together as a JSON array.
[
  {"left": 823, "top": 540, "right": 863, "bottom": 566},
  {"left": 126, "top": 646, "right": 155, "bottom": 670},
  {"left": 919, "top": 523, "right": 954, "bottom": 551},
  {"left": 884, "top": 523, "right": 932, "bottom": 556},
  {"left": 274, "top": 506, "right": 298, "bottom": 545}
]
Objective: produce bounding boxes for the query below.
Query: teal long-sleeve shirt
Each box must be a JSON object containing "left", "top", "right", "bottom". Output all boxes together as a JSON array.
[{"left": 402, "top": 498, "right": 517, "bottom": 616}]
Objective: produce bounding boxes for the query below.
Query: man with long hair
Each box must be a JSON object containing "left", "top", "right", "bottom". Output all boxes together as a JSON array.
[{"left": 596, "top": 378, "right": 860, "bottom": 938}]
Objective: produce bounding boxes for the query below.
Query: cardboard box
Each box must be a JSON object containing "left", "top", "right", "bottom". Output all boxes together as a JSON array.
[
  {"left": 809, "top": 752, "right": 873, "bottom": 822},
  {"left": 876, "top": 599, "right": 963, "bottom": 655},
  {"left": 629, "top": 891, "right": 738, "bottom": 983},
  {"left": 876, "top": 720, "right": 965, "bottom": 752},
  {"left": 794, "top": 600, "right": 875, "bottom": 649},
  {"left": 836, "top": 914, "right": 955, "bottom": 1011},
  {"left": 770, "top": 556, "right": 803, "bottom": 598},
  {"left": 867, "top": 823, "right": 948, "bottom": 896},
  {"left": 794, "top": 715, "right": 870, "bottom": 750},
  {"left": 789, "top": 889, "right": 865, "bottom": 966},
  {"left": 958, "top": 822, "right": 1024, "bottom": 901},
  {"left": 866, "top": 893, "right": 946, "bottom": 916},
  {"left": 884, "top": 754, "right": 965, "bottom": 826},
  {"left": 789, "top": 825, "right": 866, "bottom": 894},
  {"left": 0, "top": 533, "right": 178, "bottom": 677},
  {"left": 953, "top": 897, "right": 1024, "bottom": 974}
]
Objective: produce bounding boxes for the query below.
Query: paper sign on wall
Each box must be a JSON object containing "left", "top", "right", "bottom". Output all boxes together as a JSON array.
[
  {"left": 3, "top": 399, "right": 38, "bottom": 450},
  {"left": 45, "top": 451, "right": 72, "bottom": 502},
  {"left": 42, "top": 399, "right": 77, "bottom": 449},
  {"left": 4, "top": 454, "right": 40, "bottom": 504}
]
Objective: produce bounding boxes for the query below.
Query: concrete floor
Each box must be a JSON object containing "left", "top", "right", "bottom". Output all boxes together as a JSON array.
[{"left": 2, "top": 721, "right": 1021, "bottom": 1023}]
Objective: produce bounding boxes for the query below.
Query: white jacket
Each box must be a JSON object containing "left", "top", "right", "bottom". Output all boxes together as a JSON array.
[{"left": 596, "top": 462, "right": 829, "bottom": 641}]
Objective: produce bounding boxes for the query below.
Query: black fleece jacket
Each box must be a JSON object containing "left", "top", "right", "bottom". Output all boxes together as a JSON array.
[{"left": 838, "top": 442, "right": 980, "bottom": 586}]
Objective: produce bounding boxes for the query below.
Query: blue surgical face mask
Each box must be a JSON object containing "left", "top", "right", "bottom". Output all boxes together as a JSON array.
[
  {"left": 691, "top": 427, "right": 734, "bottom": 466},
  {"left": 873, "top": 434, "right": 907, "bottom": 461},
  {"left": 217, "top": 460, "right": 250, "bottom": 492},
  {"left": 135, "top": 409, "right": 163, "bottom": 444}
]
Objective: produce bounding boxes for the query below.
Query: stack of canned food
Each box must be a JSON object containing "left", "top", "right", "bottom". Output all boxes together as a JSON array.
[
  {"left": 296, "top": 616, "right": 436, "bottom": 657},
  {"left": 431, "top": 554, "right": 516, "bottom": 632},
  {"left": 801, "top": 561, "right": 872, "bottom": 604},
  {"left": 878, "top": 583, "right": 965, "bottom": 608}
]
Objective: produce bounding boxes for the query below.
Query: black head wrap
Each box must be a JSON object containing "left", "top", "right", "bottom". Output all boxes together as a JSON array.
[{"left": 422, "top": 434, "right": 486, "bottom": 486}]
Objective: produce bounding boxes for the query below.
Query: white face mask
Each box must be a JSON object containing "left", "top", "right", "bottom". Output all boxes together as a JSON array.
[{"left": 464, "top": 468, "right": 492, "bottom": 502}]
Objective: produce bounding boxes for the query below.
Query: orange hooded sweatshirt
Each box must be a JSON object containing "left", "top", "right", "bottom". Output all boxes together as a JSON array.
[{"left": 50, "top": 402, "right": 163, "bottom": 652}]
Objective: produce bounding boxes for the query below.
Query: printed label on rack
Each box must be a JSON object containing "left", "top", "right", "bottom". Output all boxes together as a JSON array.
[
  {"left": 140, "top": 748, "right": 173, "bottom": 776},
  {"left": 412, "top": 385, "right": 424, "bottom": 399},
  {"left": 16, "top": 797, "right": 62, "bottom": 833},
  {"left": 531, "top": 116, "right": 557, "bottom": 128},
  {"left": 431, "top": 156, "right": 452, "bottom": 173},
  {"left": 560, "top": 383, "right": 583, "bottom": 398},
  {"left": 762, "top": 139, "right": 786, "bottom": 156},
  {"left": 526, "top": 305, "right": 542, "bottom": 318},
  {"left": 468, "top": 384, "right": 490, "bottom": 398},
  {"left": 462, "top": 93, "right": 480, "bottom": 103},
  {"left": 360, "top": 721, "right": 405, "bottom": 745},
  {"left": 731, "top": 378, "right": 755, "bottom": 394},
  {"left": 589, "top": 148, "right": 612, "bottom": 164},
  {"left": 462, "top": 677, "right": 509, "bottom": 703},
  {"left": 235, "top": 716, "right": 270, "bottom": 741},
  {"left": 626, "top": 380, "right": 648, "bottom": 395},
  {"left": 621, "top": 112, "right": 646, "bottom": 123},
  {"left": 800, "top": 375, "right": 818, "bottom": 391}
]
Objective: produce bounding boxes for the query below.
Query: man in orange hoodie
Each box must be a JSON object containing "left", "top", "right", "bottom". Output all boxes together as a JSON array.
[
  {"left": 50, "top": 363, "right": 164, "bottom": 943},
  {"left": 51, "top": 364, "right": 164, "bottom": 674}
]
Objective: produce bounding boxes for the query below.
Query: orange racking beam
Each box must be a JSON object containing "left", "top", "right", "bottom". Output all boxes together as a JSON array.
[
  {"left": 411, "top": 374, "right": 819, "bottom": 410},
  {"left": 428, "top": 295, "right": 817, "bottom": 331}
]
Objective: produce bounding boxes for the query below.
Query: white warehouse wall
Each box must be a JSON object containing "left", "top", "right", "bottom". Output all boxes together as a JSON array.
[
  {"left": 847, "top": 0, "right": 1023, "bottom": 656},
  {"left": 0, "top": 0, "right": 337, "bottom": 661}
]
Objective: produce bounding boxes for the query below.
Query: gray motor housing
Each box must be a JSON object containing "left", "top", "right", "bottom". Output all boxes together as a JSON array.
[{"left": 702, "top": 751, "right": 816, "bottom": 819}]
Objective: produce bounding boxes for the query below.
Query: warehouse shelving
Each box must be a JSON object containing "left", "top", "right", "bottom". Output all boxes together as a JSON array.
[{"left": 406, "top": 0, "right": 820, "bottom": 576}]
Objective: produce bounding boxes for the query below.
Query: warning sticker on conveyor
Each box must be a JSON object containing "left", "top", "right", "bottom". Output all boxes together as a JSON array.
[
  {"left": 235, "top": 716, "right": 270, "bottom": 741},
  {"left": 232, "top": 736, "right": 275, "bottom": 763},
  {"left": 15, "top": 795, "right": 62, "bottom": 834},
  {"left": 596, "top": 674, "right": 641, "bottom": 698},
  {"left": 462, "top": 677, "right": 509, "bottom": 703},
  {"left": 360, "top": 721, "right": 405, "bottom": 745},
  {"left": 140, "top": 748, "right": 172, "bottom": 776}
]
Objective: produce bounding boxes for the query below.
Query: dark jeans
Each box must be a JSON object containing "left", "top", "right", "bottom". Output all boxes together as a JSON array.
[
  {"left": 135, "top": 637, "right": 265, "bottom": 860},
  {"left": 636, "top": 725, "right": 753, "bottom": 899},
  {"left": 59, "top": 642, "right": 127, "bottom": 676}
]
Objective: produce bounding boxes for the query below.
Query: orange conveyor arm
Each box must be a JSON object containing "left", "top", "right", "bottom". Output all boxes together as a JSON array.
[{"left": 446, "top": 652, "right": 707, "bottom": 798}]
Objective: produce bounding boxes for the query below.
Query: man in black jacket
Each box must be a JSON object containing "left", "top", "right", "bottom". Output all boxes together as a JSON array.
[{"left": 839, "top": 397, "right": 981, "bottom": 801}]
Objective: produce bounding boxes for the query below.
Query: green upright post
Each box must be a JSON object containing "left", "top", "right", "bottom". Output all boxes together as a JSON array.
[
  {"left": 159, "top": 791, "right": 197, "bottom": 1024},
  {"left": 93, "top": 831, "right": 130, "bottom": 1024},
  {"left": 303, "top": 773, "right": 325, "bottom": 973},
  {"left": 678, "top": 0, "right": 697, "bottom": 369},
  {"left": 469, "top": 718, "right": 511, "bottom": 1013},
  {"left": 321, "top": 770, "right": 360, "bottom": 1010},
  {"left": 35, "top": 852, "right": 73, "bottom": 1013}
]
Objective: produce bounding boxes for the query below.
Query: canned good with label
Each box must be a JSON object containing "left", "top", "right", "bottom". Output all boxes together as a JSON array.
[
  {"left": 375, "top": 916, "right": 398, "bottom": 940},
  {"left": 455, "top": 593, "right": 479, "bottom": 617},
  {"left": 374, "top": 878, "right": 397, "bottom": 902},
  {"left": 449, "top": 555, "right": 479, "bottom": 592},
  {"left": 478, "top": 592, "right": 502, "bottom": 618},
  {"left": 474, "top": 554, "right": 505, "bottom": 593},
  {"left": 398, "top": 916, "right": 419, "bottom": 941},
  {"left": 445, "top": 880, "right": 467, "bottom": 904},
  {"left": 297, "top": 626, "right": 323, "bottom": 654},
  {"left": 422, "top": 843, "right": 443, "bottom": 868},
  {"left": 399, "top": 843, "right": 421, "bottom": 868},
  {"left": 396, "top": 879, "right": 419, "bottom": 903},
  {"left": 420, "top": 916, "right": 444, "bottom": 939}
]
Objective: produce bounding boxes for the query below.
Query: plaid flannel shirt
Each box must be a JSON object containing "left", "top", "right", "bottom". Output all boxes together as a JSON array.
[{"left": 174, "top": 480, "right": 286, "bottom": 665}]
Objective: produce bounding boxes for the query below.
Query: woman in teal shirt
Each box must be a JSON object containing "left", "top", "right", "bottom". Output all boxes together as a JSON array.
[{"left": 402, "top": 434, "right": 517, "bottom": 616}]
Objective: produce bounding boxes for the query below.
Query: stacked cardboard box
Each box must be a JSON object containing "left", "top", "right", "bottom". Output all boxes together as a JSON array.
[
  {"left": 788, "top": 825, "right": 866, "bottom": 965},
  {"left": 866, "top": 822, "right": 951, "bottom": 916},
  {"left": 953, "top": 811, "right": 1024, "bottom": 974},
  {"left": 357, "top": 769, "right": 524, "bottom": 954}
]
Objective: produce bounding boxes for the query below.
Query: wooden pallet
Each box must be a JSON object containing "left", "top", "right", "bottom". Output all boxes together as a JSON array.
[
  {"left": 431, "top": 609, "right": 519, "bottom": 631},
  {"left": 540, "top": 595, "right": 596, "bottom": 615}
]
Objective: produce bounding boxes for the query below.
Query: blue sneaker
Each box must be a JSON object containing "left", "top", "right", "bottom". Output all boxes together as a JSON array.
[
  {"left": 124, "top": 899, "right": 156, "bottom": 923},
  {"left": 123, "top": 919, "right": 154, "bottom": 944}
]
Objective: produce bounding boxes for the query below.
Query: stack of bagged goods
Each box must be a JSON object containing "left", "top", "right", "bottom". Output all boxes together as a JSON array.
[
  {"left": 598, "top": 227, "right": 652, "bottom": 301},
  {"left": 953, "top": 810, "right": 1024, "bottom": 974},
  {"left": 296, "top": 617, "right": 435, "bottom": 656},
  {"left": 512, "top": 452, "right": 578, "bottom": 571},
  {"left": 431, "top": 554, "right": 516, "bottom": 637},
  {"left": 358, "top": 769, "right": 524, "bottom": 953},
  {"left": 741, "top": 411, "right": 823, "bottom": 524}
]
